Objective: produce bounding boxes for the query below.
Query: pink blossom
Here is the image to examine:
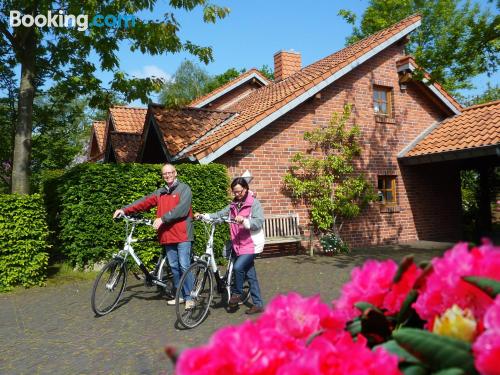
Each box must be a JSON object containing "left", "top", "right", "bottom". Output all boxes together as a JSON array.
[
  {"left": 257, "top": 293, "right": 345, "bottom": 342},
  {"left": 333, "top": 259, "right": 398, "bottom": 321},
  {"left": 176, "top": 321, "right": 302, "bottom": 375},
  {"left": 414, "top": 241, "right": 500, "bottom": 326},
  {"left": 383, "top": 262, "right": 421, "bottom": 314},
  {"left": 473, "top": 331, "right": 500, "bottom": 375},
  {"left": 277, "top": 332, "right": 402, "bottom": 375},
  {"left": 473, "top": 296, "right": 500, "bottom": 375}
]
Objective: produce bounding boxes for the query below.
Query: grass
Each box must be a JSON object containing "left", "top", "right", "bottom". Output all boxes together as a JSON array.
[{"left": 45, "top": 262, "right": 98, "bottom": 287}]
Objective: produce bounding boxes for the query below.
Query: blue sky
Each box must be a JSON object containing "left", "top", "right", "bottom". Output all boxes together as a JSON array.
[
  {"left": 4, "top": 0, "right": 498, "bottom": 105},
  {"left": 118, "top": 0, "right": 498, "bottom": 106}
]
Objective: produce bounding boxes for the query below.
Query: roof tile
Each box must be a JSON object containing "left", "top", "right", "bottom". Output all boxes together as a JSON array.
[{"left": 405, "top": 100, "right": 500, "bottom": 157}]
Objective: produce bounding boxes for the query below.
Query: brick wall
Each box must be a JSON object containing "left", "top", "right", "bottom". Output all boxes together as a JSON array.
[{"left": 215, "top": 42, "right": 459, "bottom": 248}]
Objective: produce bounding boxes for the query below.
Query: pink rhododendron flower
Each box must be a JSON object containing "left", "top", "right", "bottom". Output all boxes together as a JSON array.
[
  {"left": 383, "top": 262, "right": 421, "bottom": 314},
  {"left": 333, "top": 259, "right": 397, "bottom": 320},
  {"left": 473, "top": 296, "right": 500, "bottom": 375},
  {"left": 257, "top": 293, "right": 345, "bottom": 341},
  {"left": 176, "top": 321, "right": 302, "bottom": 375},
  {"left": 414, "top": 241, "right": 500, "bottom": 326},
  {"left": 277, "top": 332, "right": 402, "bottom": 375}
]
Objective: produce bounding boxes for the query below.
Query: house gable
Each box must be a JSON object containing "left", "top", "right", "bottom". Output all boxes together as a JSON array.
[
  {"left": 191, "top": 15, "right": 431, "bottom": 164},
  {"left": 189, "top": 69, "right": 270, "bottom": 109}
]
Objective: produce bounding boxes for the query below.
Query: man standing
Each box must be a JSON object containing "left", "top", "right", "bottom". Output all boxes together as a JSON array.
[{"left": 113, "top": 163, "right": 194, "bottom": 309}]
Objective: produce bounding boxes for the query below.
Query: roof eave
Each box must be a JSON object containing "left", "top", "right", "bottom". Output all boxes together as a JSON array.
[
  {"left": 398, "top": 144, "right": 500, "bottom": 165},
  {"left": 192, "top": 72, "right": 270, "bottom": 109},
  {"left": 397, "top": 62, "right": 461, "bottom": 115},
  {"left": 198, "top": 19, "right": 422, "bottom": 164}
]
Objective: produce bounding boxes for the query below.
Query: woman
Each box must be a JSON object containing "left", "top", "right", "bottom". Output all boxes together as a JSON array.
[{"left": 198, "top": 177, "right": 265, "bottom": 314}]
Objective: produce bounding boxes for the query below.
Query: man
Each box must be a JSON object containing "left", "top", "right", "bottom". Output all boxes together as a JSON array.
[{"left": 113, "top": 163, "right": 194, "bottom": 309}]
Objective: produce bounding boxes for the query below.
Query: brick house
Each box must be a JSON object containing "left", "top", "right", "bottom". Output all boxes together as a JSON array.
[{"left": 88, "top": 15, "right": 499, "bottom": 248}]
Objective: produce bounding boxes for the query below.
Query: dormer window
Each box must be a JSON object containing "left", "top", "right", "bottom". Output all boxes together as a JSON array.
[{"left": 373, "top": 86, "right": 393, "bottom": 117}]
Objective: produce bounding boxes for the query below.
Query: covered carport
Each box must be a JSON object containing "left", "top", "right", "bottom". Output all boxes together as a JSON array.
[{"left": 398, "top": 100, "right": 500, "bottom": 242}]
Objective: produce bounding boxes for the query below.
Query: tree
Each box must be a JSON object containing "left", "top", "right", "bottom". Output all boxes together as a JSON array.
[
  {"left": 159, "top": 60, "right": 212, "bottom": 108},
  {"left": 465, "top": 83, "right": 500, "bottom": 106},
  {"left": 283, "top": 104, "right": 375, "bottom": 254},
  {"left": 0, "top": 1, "right": 230, "bottom": 194},
  {"left": 339, "top": 0, "right": 499, "bottom": 96},
  {"left": 160, "top": 61, "right": 274, "bottom": 108}
]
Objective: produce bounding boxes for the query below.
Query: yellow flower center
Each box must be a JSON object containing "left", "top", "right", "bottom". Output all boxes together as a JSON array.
[{"left": 432, "top": 305, "right": 477, "bottom": 342}]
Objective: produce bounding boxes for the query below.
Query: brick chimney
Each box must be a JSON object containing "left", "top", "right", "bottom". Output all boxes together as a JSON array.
[{"left": 274, "top": 50, "right": 301, "bottom": 81}]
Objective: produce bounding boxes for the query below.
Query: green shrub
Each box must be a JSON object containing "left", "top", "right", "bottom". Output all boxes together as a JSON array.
[
  {"left": 48, "top": 163, "right": 230, "bottom": 267},
  {"left": 0, "top": 194, "right": 50, "bottom": 291}
]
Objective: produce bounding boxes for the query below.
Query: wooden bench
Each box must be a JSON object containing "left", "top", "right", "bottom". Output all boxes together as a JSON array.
[{"left": 264, "top": 214, "right": 303, "bottom": 249}]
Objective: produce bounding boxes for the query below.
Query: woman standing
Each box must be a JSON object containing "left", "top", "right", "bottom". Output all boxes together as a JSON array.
[{"left": 198, "top": 177, "right": 265, "bottom": 314}]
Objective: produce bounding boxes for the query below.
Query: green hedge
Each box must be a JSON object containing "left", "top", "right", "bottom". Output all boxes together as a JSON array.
[
  {"left": 47, "top": 163, "right": 230, "bottom": 267},
  {"left": 0, "top": 194, "right": 50, "bottom": 291}
]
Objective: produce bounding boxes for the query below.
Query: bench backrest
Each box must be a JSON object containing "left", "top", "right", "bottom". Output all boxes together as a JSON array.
[{"left": 264, "top": 214, "right": 301, "bottom": 239}]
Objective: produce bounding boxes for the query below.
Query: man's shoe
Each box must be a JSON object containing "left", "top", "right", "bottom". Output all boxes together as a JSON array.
[
  {"left": 185, "top": 300, "right": 195, "bottom": 310},
  {"left": 245, "top": 305, "right": 264, "bottom": 315},
  {"left": 167, "top": 298, "right": 184, "bottom": 305},
  {"left": 228, "top": 295, "right": 242, "bottom": 307}
]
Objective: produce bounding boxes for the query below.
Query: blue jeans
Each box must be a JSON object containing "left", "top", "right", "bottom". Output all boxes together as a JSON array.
[
  {"left": 233, "top": 254, "right": 264, "bottom": 307},
  {"left": 165, "top": 241, "right": 192, "bottom": 301}
]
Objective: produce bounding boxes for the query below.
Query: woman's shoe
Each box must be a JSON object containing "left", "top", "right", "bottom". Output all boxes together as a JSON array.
[{"left": 245, "top": 305, "right": 264, "bottom": 315}]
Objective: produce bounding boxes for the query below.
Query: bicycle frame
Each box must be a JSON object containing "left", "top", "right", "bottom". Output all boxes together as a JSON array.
[
  {"left": 196, "top": 217, "right": 236, "bottom": 299},
  {"left": 115, "top": 215, "right": 170, "bottom": 289}
]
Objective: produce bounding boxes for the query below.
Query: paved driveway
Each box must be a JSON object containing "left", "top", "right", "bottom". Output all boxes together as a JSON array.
[{"left": 0, "top": 241, "right": 451, "bottom": 375}]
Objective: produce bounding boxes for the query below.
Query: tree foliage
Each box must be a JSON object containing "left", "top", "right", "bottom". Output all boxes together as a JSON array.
[
  {"left": 465, "top": 83, "right": 500, "bottom": 106},
  {"left": 339, "top": 0, "right": 499, "bottom": 95},
  {"left": 159, "top": 60, "right": 213, "bottom": 108},
  {"left": 283, "top": 104, "right": 375, "bottom": 242},
  {"left": 0, "top": 0, "right": 230, "bottom": 193},
  {"left": 159, "top": 60, "right": 275, "bottom": 108}
]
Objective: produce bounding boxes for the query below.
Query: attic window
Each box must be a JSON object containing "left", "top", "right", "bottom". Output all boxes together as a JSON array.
[{"left": 373, "top": 86, "right": 393, "bottom": 117}]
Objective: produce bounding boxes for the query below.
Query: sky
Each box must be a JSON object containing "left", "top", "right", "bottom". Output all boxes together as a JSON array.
[
  {"left": 4, "top": 0, "right": 499, "bottom": 106},
  {"left": 119, "top": 0, "right": 498, "bottom": 106}
]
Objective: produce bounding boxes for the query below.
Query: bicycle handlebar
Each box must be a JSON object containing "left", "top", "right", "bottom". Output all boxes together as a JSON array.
[
  {"left": 115, "top": 213, "right": 153, "bottom": 226},
  {"left": 195, "top": 215, "right": 237, "bottom": 225}
]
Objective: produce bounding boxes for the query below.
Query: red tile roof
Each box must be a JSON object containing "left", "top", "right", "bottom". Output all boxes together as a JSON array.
[
  {"left": 189, "top": 68, "right": 270, "bottom": 108},
  {"left": 109, "top": 106, "right": 147, "bottom": 133},
  {"left": 404, "top": 100, "right": 500, "bottom": 157},
  {"left": 91, "top": 120, "right": 106, "bottom": 153},
  {"left": 187, "top": 14, "right": 424, "bottom": 160},
  {"left": 109, "top": 132, "right": 143, "bottom": 163},
  {"left": 148, "top": 105, "right": 236, "bottom": 157}
]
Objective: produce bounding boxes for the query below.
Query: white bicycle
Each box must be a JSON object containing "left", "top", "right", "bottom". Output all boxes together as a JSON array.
[
  {"left": 175, "top": 216, "right": 250, "bottom": 328},
  {"left": 91, "top": 214, "right": 174, "bottom": 316}
]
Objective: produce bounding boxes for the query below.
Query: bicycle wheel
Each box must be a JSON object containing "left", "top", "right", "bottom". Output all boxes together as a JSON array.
[
  {"left": 91, "top": 258, "right": 127, "bottom": 316},
  {"left": 175, "top": 261, "right": 213, "bottom": 329},
  {"left": 157, "top": 256, "right": 174, "bottom": 298}
]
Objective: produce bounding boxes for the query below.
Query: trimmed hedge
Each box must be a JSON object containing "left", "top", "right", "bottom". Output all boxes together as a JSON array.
[
  {"left": 47, "top": 163, "right": 230, "bottom": 267},
  {"left": 0, "top": 194, "right": 50, "bottom": 291}
]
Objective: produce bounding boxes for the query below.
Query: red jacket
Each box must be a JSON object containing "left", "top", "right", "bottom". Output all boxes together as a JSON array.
[{"left": 123, "top": 180, "right": 193, "bottom": 244}]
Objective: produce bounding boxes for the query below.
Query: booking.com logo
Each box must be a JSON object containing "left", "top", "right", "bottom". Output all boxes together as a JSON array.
[{"left": 9, "top": 10, "right": 136, "bottom": 31}]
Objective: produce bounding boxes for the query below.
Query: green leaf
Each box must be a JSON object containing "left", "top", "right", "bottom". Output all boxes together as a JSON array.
[
  {"left": 393, "top": 255, "right": 415, "bottom": 283},
  {"left": 346, "top": 318, "right": 362, "bottom": 336},
  {"left": 355, "top": 301, "right": 383, "bottom": 314},
  {"left": 402, "top": 365, "right": 428, "bottom": 375},
  {"left": 397, "top": 289, "right": 419, "bottom": 325},
  {"left": 377, "top": 340, "right": 420, "bottom": 364},
  {"left": 432, "top": 368, "right": 466, "bottom": 375},
  {"left": 462, "top": 276, "right": 500, "bottom": 298},
  {"left": 393, "top": 328, "right": 477, "bottom": 374}
]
